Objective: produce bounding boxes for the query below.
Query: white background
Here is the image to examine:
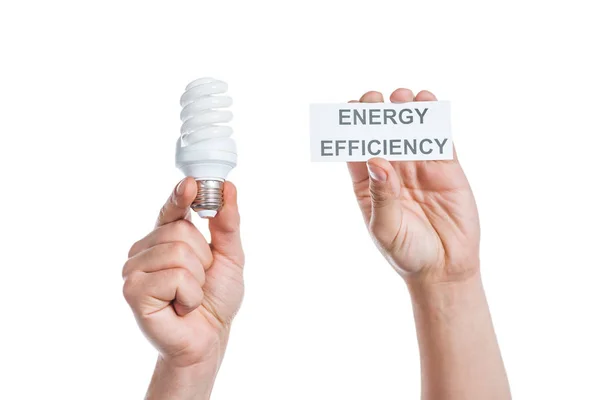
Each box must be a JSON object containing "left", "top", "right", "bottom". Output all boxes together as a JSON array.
[{"left": 1, "top": 1, "right": 599, "bottom": 399}]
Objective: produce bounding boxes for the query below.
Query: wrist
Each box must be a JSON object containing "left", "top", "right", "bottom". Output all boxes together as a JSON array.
[
  {"left": 145, "top": 356, "right": 220, "bottom": 400},
  {"left": 406, "top": 268, "right": 486, "bottom": 313}
]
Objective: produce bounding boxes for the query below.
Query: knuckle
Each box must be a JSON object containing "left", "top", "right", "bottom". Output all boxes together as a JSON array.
[
  {"left": 167, "top": 241, "right": 193, "bottom": 261},
  {"left": 127, "top": 240, "right": 141, "bottom": 258},
  {"left": 202, "top": 243, "right": 214, "bottom": 263},
  {"left": 122, "top": 272, "right": 143, "bottom": 302},
  {"left": 157, "top": 204, "right": 168, "bottom": 221},
  {"left": 352, "top": 177, "right": 369, "bottom": 197},
  {"left": 121, "top": 258, "right": 134, "bottom": 279},
  {"left": 196, "top": 268, "right": 206, "bottom": 286},
  {"left": 171, "top": 219, "right": 195, "bottom": 237},
  {"left": 205, "top": 250, "right": 215, "bottom": 268},
  {"left": 172, "top": 267, "right": 191, "bottom": 284},
  {"left": 156, "top": 195, "right": 175, "bottom": 224},
  {"left": 369, "top": 186, "right": 389, "bottom": 206}
]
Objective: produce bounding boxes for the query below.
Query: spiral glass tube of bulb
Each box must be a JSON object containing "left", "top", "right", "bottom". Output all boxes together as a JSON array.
[{"left": 176, "top": 78, "right": 237, "bottom": 218}]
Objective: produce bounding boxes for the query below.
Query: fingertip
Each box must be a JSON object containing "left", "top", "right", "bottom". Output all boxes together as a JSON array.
[
  {"left": 367, "top": 158, "right": 400, "bottom": 194},
  {"left": 176, "top": 177, "right": 197, "bottom": 207},
  {"left": 222, "top": 181, "right": 238, "bottom": 208},
  {"left": 173, "top": 301, "right": 191, "bottom": 316},
  {"left": 360, "top": 91, "right": 384, "bottom": 103},
  {"left": 211, "top": 181, "right": 240, "bottom": 233},
  {"left": 390, "top": 88, "right": 415, "bottom": 103},
  {"left": 367, "top": 159, "right": 388, "bottom": 183},
  {"left": 156, "top": 178, "right": 195, "bottom": 227},
  {"left": 173, "top": 292, "right": 203, "bottom": 317},
  {"left": 182, "top": 176, "right": 197, "bottom": 196},
  {"left": 415, "top": 90, "right": 437, "bottom": 101},
  {"left": 367, "top": 157, "right": 393, "bottom": 172},
  {"left": 208, "top": 181, "right": 244, "bottom": 265}
]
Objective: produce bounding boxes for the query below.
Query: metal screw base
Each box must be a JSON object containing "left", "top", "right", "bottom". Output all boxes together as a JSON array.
[{"left": 191, "top": 180, "right": 224, "bottom": 218}]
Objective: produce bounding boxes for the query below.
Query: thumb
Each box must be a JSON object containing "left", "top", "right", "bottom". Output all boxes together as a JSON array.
[
  {"left": 366, "top": 158, "right": 403, "bottom": 246},
  {"left": 208, "top": 181, "right": 244, "bottom": 267}
]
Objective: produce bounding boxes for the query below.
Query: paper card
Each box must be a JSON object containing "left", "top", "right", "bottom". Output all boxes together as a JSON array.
[{"left": 310, "top": 101, "right": 453, "bottom": 162}]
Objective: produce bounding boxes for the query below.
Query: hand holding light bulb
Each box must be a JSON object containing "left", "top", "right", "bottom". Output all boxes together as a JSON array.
[
  {"left": 123, "top": 178, "right": 244, "bottom": 399},
  {"left": 122, "top": 78, "right": 243, "bottom": 399}
]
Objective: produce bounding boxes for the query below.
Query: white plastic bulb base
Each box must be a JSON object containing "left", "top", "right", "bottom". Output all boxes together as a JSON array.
[
  {"left": 175, "top": 78, "right": 237, "bottom": 218},
  {"left": 198, "top": 210, "right": 217, "bottom": 218}
]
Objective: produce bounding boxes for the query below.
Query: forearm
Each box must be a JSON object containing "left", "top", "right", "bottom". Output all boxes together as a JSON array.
[
  {"left": 407, "top": 271, "right": 510, "bottom": 400},
  {"left": 145, "top": 356, "right": 218, "bottom": 400}
]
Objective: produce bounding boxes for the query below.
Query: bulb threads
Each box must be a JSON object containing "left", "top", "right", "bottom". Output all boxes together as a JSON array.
[{"left": 191, "top": 180, "right": 224, "bottom": 218}]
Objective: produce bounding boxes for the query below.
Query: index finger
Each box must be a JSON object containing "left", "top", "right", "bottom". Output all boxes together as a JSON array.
[{"left": 156, "top": 177, "right": 197, "bottom": 227}]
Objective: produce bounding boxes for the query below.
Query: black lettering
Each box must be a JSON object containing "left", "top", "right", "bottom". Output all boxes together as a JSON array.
[
  {"left": 389, "top": 140, "right": 402, "bottom": 155},
  {"left": 369, "top": 109, "right": 381, "bottom": 125},
  {"left": 399, "top": 109, "right": 413, "bottom": 124},
  {"left": 348, "top": 140, "right": 360, "bottom": 156},
  {"left": 404, "top": 139, "right": 417, "bottom": 155},
  {"left": 434, "top": 138, "right": 448, "bottom": 154},
  {"left": 321, "top": 141, "right": 333, "bottom": 156},
  {"left": 335, "top": 140, "right": 346, "bottom": 156},
  {"left": 367, "top": 140, "right": 381, "bottom": 155},
  {"left": 339, "top": 109, "right": 351, "bottom": 125},
  {"left": 353, "top": 109, "right": 366, "bottom": 125},
  {"left": 420, "top": 139, "right": 433, "bottom": 154},
  {"left": 383, "top": 109, "right": 397, "bottom": 125},
  {"left": 415, "top": 108, "right": 429, "bottom": 124}
]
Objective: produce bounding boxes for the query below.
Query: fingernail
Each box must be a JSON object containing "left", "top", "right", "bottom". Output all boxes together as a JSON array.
[
  {"left": 367, "top": 163, "right": 387, "bottom": 182},
  {"left": 176, "top": 179, "right": 186, "bottom": 196}
]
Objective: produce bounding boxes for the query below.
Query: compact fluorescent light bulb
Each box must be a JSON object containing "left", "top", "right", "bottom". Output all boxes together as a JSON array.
[{"left": 176, "top": 78, "right": 237, "bottom": 218}]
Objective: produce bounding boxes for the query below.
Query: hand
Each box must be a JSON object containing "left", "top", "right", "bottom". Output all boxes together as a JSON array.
[
  {"left": 122, "top": 177, "right": 244, "bottom": 398},
  {"left": 348, "top": 89, "right": 480, "bottom": 284},
  {"left": 348, "top": 90, "right": 510, "bottom": 400}
]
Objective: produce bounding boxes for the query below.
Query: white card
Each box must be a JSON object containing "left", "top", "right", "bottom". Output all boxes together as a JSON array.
[{"left": 310, "top": 101, "right": 453, "bottom": 162}]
